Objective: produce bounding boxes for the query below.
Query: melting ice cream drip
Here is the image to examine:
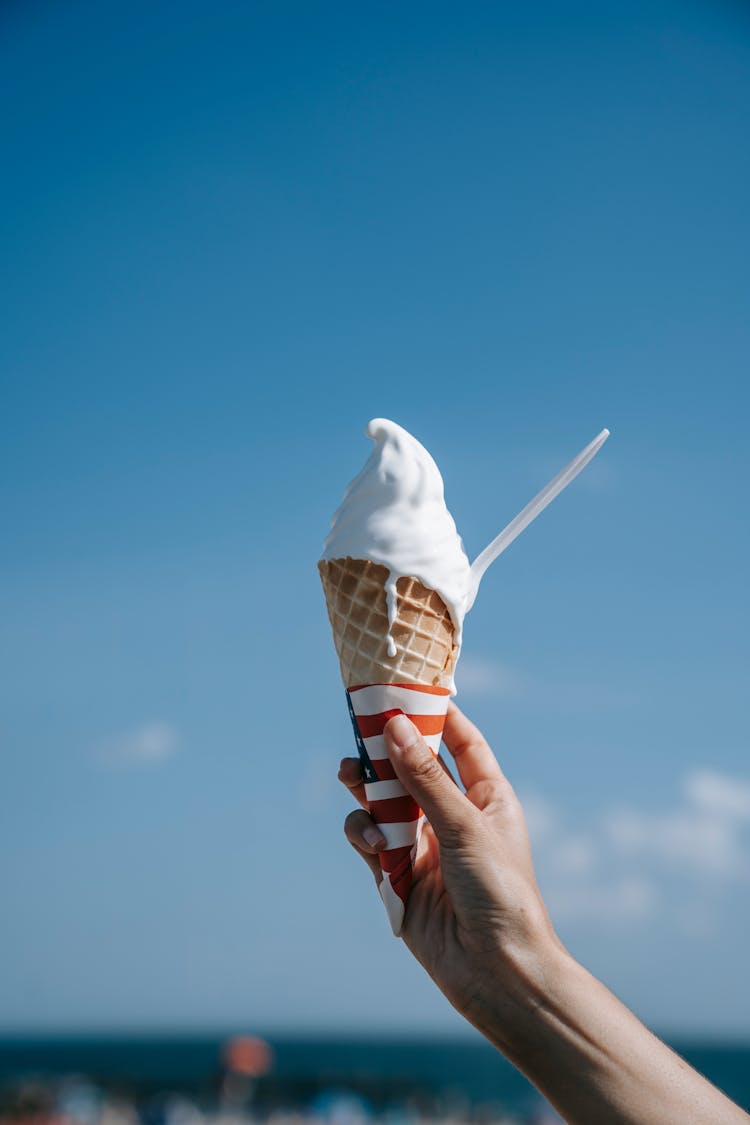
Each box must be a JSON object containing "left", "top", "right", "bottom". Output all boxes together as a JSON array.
[{"left": 384, "top": 580, "right": 399, "bottom": 657}]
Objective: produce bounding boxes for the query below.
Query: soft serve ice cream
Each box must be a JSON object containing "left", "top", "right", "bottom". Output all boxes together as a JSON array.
[{"left": 322, "top": 418, "right": 471, "bottom": 660}]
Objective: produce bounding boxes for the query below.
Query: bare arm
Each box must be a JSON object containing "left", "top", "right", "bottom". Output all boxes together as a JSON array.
[{"left": 339, "top": 704, "right": 749, "bottom": 1125}]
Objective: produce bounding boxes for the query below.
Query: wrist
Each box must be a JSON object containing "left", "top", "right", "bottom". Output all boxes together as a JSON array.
[{"left": 463, "top": 924, "right": 575, "bottom": 1062}]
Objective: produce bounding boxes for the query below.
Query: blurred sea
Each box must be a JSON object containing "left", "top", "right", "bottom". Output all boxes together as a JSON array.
[{"left": 0, "top": 1035, "right": 748, "bottom": 1121}]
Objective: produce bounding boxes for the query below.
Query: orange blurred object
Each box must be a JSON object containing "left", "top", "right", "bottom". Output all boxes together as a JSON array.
[{"left": 222, "top": 1036, "right": 273, "bottom": 1077}]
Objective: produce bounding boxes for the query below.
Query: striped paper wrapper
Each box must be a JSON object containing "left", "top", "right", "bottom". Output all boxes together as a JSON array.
[{"left": 346, "top": 682, "right": 451, "bottom": 935}]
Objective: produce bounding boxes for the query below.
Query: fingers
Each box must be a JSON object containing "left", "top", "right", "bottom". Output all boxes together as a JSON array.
[
  {"left": 338, "top": 757, "right": 368, "bottom": 809},
  {"left": 442, "top": 702, "right": 505, "bottom": 792},
  {"left": 340, "top": 752, "right": 457, "bottom": 805},
  {"left": 384, "top": 713, "right": 475, "bottom": 848},
  {"left": 344, "top": 808, "right": 385, "bottom": 884},
  {"left": 344, "top": 807, "right": 387, "bottom": 852}
]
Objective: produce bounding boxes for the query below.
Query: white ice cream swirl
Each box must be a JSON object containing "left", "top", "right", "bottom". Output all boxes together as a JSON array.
[{"left": 321, "top": 418, "right": 471, "bottom": 658}]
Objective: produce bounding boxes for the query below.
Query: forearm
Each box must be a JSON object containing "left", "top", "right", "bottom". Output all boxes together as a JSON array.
[{"left": 470, "top": 941, "right": 748, "bottom": 1125}]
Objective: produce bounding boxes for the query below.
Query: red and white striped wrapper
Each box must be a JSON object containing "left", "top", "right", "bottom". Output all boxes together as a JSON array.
[{"left": 345, "top": 682, "right": 451, "bottom": 935}]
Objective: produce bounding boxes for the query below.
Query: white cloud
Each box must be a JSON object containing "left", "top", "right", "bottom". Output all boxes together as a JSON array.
[
  {"left": 552, "top": 835, "right": 598, "bottom": 876},
  {"left": 684, "top": 770, "right": 750, "bottom": 821},
  {"left": 98, "top": 721, "right": 179, "bottom": 766},
  {"left": 524, "top": 794, "right": 635, "bottom": 920},
  {"left": 606, "top": 769, "right": 750, "bottom": 880},
  {"left": 548, "top": 876, "right": 656, "bottom": 922},
  {"left": 522, "top": 766, "right": 750, "bottom": 933},
  {"left": 522, "top": 793, "right": 560, "bottom": 841},
  {"left": 455, "top": 656, "right": 525, "bottom": 698},
  {"left": 455, "top": 656, "right": 633, "bottom": 712}
]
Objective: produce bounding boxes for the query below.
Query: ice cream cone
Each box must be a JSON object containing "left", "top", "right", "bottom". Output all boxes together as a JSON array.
[
  {"left": 317, "top": 557, "right": 458, "bottom": 690},
  {"left": 319, "top": 556, "right": 457, "bottom": 934}
]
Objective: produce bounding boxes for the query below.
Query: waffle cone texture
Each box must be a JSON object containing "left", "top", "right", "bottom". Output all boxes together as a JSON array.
[{"left": 318, "top": 557, "right": 458, "bottom": 689}]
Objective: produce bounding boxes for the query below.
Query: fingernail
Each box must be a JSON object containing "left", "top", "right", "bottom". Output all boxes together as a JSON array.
[
  {"left": 386, "top": 713, "right": 418, "bottom": 752},
  {"left": 363, "top": 824, "right": 386, "bottom": 849}
]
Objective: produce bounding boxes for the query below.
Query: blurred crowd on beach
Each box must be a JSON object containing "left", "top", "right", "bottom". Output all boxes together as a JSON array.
[
  {"left": 0, "top": 1034, "right": 562, "bottom": 1125},
  {"left": 0, "top": 1076, "right": 562, "bottom": 1125},
  {"left": 2, "top": 1032, "right": 746, "bottom": 1123}
]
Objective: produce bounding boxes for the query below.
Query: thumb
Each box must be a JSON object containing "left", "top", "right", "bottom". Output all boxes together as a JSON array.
[{"left": 384, "top": 713, "right": 475, "bottom": 848}]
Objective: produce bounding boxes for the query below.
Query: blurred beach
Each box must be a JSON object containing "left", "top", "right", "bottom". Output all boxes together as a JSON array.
[{"left": 1, "top": 1035, "right": 748, "bottom": 1125}]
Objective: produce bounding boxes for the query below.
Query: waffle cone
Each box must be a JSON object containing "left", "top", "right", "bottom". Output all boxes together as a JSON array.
[{"left": 318, "top": 557, "right": 458, "bottom": 689}]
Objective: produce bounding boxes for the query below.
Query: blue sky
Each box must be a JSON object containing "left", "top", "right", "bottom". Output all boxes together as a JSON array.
[{"left": 1, "top": 0, "right": 749, "bottom": 1035}]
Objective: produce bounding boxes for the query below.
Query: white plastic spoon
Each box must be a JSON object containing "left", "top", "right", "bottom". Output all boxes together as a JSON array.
[{"left": 466, "top": 428, "right": 610, "bottom": 611}]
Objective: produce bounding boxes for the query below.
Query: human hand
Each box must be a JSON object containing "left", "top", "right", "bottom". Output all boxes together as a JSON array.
[
  {"left": 340, "top": 704, "right": 750, "bottom": 1124},
  {"left": 338, "top": 702, "right": 563, "bottom": 1044}
]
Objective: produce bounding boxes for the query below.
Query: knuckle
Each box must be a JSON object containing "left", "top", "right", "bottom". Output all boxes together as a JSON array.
[
  {"left": 439, "top": 806, "right": 481, "bottom": 851},
  {"left": 408, "top": 747, "right": 441, "bottom": 785},
  {"left": 474, "top": 778, "right": 507, "bottom": 807},
  {"left": 437, "top": 825, "right": 465, "bottom": 851},
  {"left": 492, "top": 777, "right": 518, "bottom": 811},
  {"left": 451, "top": 735, "right": 476, "bottom": 759}
]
